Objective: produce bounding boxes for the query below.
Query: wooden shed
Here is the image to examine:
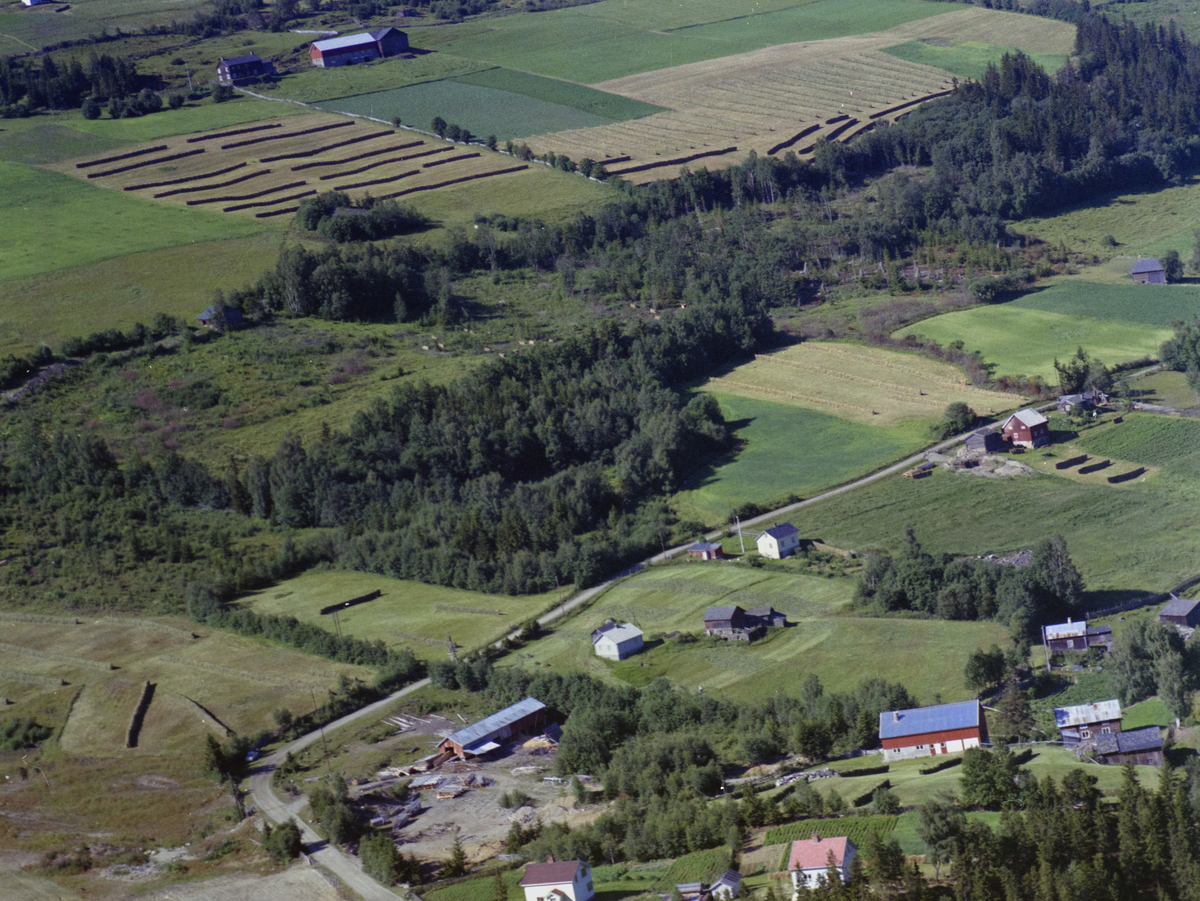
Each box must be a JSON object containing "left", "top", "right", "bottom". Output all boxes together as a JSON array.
[
  {"left": 1160, "top": 596, "right": 1200, "bottom": 629},
  {"left": 964, "top": 429, "right": 1003, "bottom": 453},
  {"left": 1095, "top": 727, "right": 1164, "bottom": 766},
  {"left": 1131, "top": 258, "right": 1166, "bottom": 285}
]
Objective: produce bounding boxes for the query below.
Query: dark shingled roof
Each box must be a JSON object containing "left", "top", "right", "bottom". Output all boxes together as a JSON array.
[
  {"left": 220, "top": 54, "right": 263, "bottom": 66},
  {"left": 1162, "top": 597, "right": 1200, "bottom": 618},
  {"left": 1131, "top": 258, "right": 1164, "bottom": 274},
  {"left": 705, "top": 605, "right": 741, "bottom": 621},
  {"left": 762, "top": 523, "right": 798, "bottom": 540},
  {"left": 521, "top": 861, "right": 586, "bottom": 886},
  {"left": 1096, "top": 726, "right": 1163, "bottom": 756}
]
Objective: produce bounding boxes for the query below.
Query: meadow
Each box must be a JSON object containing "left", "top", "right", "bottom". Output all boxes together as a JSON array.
[
  {"left": 244, "top": 570, "right": 559, "bottom": 660},
  {"left": 1128, "top": 370, "right": 1199, "bottom": 410},
  {"left": 1073, "top": 413, "right": 1200, "bottom": 470},
  {"left": 894, "top": 282, "right": 1178, "bottom": 381},
  {"left": 883, "top": 39, "right": 1068, "bottom": 80},
  {"left": 0, "top": 0, "right": 211, "bottom": 52},
  {"left": 508, "top": 563, "right": 1011, "bottom": 703}
]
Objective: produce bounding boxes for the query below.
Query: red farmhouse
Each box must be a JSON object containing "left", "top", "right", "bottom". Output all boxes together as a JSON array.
[
  {"left": 1001, "top": 408, "right": 1049, "bottom": 448},
  {"left": 310, "top": 28, "right": 408, "bottom": 67},
  {"left": 879, "top": 700, "right": 988, "bottom": 762}
]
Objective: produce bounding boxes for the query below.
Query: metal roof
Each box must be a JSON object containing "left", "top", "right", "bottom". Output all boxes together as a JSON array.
[
  {"left": 1044, "top": 620, "right": 1087, "bottom": 640},
  {"left": 521, "top": 861, "right": 586, "bottom": 886},
  {"left": 705, "top": 605, "right": 741, "bottom": 621},
  {"left": 443, "top": 697, "right": 544, "bottom": 749},
  {"left": 712, "top": 871, "right": 742, "bottom": 889},
  {"left": 789, "top": 836, "right": 853, "bottom": 870},
  {"left": 313, "top": 31, "right": 379, "bottom": 52},
  {"left": 761, "top": 522, "right": 798, "bottom": 540},
  {"left": 1053, "top": 699, "right": 1121, "bottom": 728},
  {"left": 1008, "top": 408, "right": 1048, "bottom": 428},
  {"left": 1162, "top": 597, "right": 1200, "bottom": 617},
  {"left": 220, "top": 54, "right": 263, "bottom": 66},
  {"left": 879, "top": 700, "right": 981, "bottom": 740},
  {"left": 689, "top": 542, "right": 723, "bottom": 552},
  {"left": 1131, "top": 258, "right": 1164, "bottom": 274},
  {"left": 593, "top": 623, "right": 642, "bottom": 645}
]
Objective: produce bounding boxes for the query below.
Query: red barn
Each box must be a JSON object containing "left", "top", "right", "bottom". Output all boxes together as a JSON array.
[
  {"left": 311, "top": 28, "right": 408, "bottom": 67},
  {"left": 1001, "top": 408, "right": 1049, "bottom": 448},
  {"left": 436, "top": 697, "right": 545, "bottom": 759},
  {"left": 879, "top": 700, "right": 988, "bottom": 762}
]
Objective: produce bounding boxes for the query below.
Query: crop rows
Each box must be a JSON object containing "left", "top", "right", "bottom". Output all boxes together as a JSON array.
[
  {"left": 76, "top": 144, "right": 167, "bottom": 169},
  {"left": 765, "top": 356, "right": 946, "bottom": 398},
  {"left": 610, "top": 146, "right": 738, "bottom": 176},
  {"left": 638, "top": 578, "right": 728, "bottom": 596},
  {"left": 125, "top": 162, "right": 248, "bottom": 191},
  {"left": 0, "top": 641, "right": 113, "bottom": 672},
  {"left": 154, "top": 169, "right": 271, "bottom": 198},
  {"left": 318, "top": 154, "right": 423, "bottom": 180},
  {"left": 709, "top": 377, "right": 876, "bottom": 417},
  {"left": 224, "top": 189, "right": 317, "bottom": 212},
  {"left": 87, "top": 148, "right": 205, "bottom": 179},
  {"left": 188, "top": 122, "right": 282, "bottom": 143},
  {"left": 423, "top": 152, "right": 481, "bottom": 169},
  {"left": 260, "top": 129, "right": 394, "bottom": 163},
  {"left": 602, "top": 603, "right": 684, "bottom": 623},
  {"left": 186, "top": 180, "right": 306, "bottom": 206},
  {"left": 221, "top": 119, "right": 353, "bottom": 150},
  {"left": 293, "top": 139, "right": 424, "bottom": 170},
  {"left": 766, "top": 815, "right": 899, "bottom": 851},
  {"left": 382, "top": 164, "right": 530, "bottom": 199},
  {"left": 332, "top": 169, "right": 418, "bottom": 192}
]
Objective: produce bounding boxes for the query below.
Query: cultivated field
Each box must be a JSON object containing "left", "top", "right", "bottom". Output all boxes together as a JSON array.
[
  {"left": 244, "top": 570, "right": 559, "bottom": 660},
  {"left": 884, "top": 39, "right": 1068, "bottom": 80},
  {"left": 671, "top": 392, "right": 929, "bottom": 524},
  {"left": 894, "top": 281, "right": 1178, "bottom": 381},
  {"left": 508, "top": 564, "right": 1011, "bottom": 702},
  {"left": 702, "top": 342, "right": 1018, "bottom": 427}
]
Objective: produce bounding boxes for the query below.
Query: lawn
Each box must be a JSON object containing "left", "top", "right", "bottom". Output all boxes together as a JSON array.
[
  {"left": 894, "top": 285, "right": 1177, "bottom": 381},
  {"left": 0, "top": 161, "right": 271, "bottom": 285},
  {"left": 243, "top": 570, "right": 559, "bottom": 660},
  {"left": 316, "top": 81, "right": 617, "bottom": 142},
  {"left": 672, "top": 393, "right": 929, "bottom": 525},
  {"left": 883, "top": 39, "right": 1067, "bottom": 79},
  {"left": 508, "top": 563, "right": 1011, "bottom": 703}
]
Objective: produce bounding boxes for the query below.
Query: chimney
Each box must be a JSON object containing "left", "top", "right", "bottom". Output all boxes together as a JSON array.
[
  {"left": 547, "top": 854, "right": 555, "bottom": 863},
  {"left": 812, "top": 832, "right": 820, "bottom": 843},
  {"left": 893, "top": 712, "right": 900, "bottom": 723}
]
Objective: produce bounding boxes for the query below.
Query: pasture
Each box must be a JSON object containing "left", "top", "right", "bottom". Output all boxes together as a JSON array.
[
  {"left": 883, "top": 39, "right": 1068, "bottom": 80},
  {"left": 1073, "top": 413, "right": 1200, "bottom": 472},
  {"left": 271, "top": 54, "right": 496, "bottom": 104},
  {"left": 0, "top": 0, "right": 211, "bottom": 51},
  {"left": 1128, "top": 370, "right": 1199, "bottom": 410},
  {"left": 509, "top": 563, "right": 1011, "bottom": 702},
  {"left": 894, "top": 283, "right": 1178, "bottom": 381},
  {"left": 244, "top": 570, "right": 558, "bottom": 660}
]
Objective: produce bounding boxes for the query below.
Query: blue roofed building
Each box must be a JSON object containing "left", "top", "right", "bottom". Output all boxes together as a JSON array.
[
  {"left": 879, "top": 700, "right": 988, "bottom": 762},
  {"left": 437, "top": 697, "right": 546, "bottom": 759}
]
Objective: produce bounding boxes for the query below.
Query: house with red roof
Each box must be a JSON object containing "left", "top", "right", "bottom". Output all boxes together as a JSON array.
[
  {"left": 788, "top": 835, "right": 856, "bottom": 890},
  {"left": 520, "top": 860, "right": 594, "bottom": 901}
]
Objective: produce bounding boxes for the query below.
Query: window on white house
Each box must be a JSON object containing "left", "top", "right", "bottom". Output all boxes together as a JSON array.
[{"left": 1081, "top": 729, "right": 1090, "bottom": 738}]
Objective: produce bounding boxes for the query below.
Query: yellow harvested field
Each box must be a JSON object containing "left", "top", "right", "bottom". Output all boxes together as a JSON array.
[
  {"left": 703, "top": 342, "right": 1019, "bottom": 426},
  {"left": 58, "top": 112, "right": 534, "bottom": 220},
  {"left": 526, "top": 8, "right": 1076, "bottom": 181}
]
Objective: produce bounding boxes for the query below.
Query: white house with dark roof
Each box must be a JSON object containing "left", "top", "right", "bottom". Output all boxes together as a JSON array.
[
  {"left": 592, "top": 622, "right": 644, "bottom": 661},
  {"left": 879, "top": 700, "right": 987, "bottom": 762},
  {"left": 789, "top": 836, "right": 856, "bottom": 890},
  {"left": 757, "top": 522, "right": 799, "bottom": 559},
  {"left": 520, "top": 860, "right": 594, "bottom": 901},
  {"left": 710, "top": 870, "right": 742, "bottom": 900}
]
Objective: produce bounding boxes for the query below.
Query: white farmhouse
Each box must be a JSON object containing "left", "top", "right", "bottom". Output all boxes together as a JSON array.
[
  {"left": 756, "top": 522, "right": 800, "bottom": 559},
  {"left": 520, "top": 860, "right": 595, "bottom": 901},
  {"left": 789, "top": 836, "right": 856, "bottom": 891},
  {"left": 592, "top": 622, "right": 644, "bottom": 661}
]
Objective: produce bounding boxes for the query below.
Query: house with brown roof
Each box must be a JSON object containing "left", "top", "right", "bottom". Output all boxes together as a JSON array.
[
  {"left": 520, "top": 860, "right": 594, "bottom": 901},
  {"left": 789, "top": 836, "right": 856, "bottom": 890}
]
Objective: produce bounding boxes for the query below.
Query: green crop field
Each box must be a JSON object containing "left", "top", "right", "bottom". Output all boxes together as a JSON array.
[
  {"left": 894, "top": 285, "right": 1177, "bottom": 381},
  {"left": 765, "top": 815, "right": 898, "bottom": 850},
  {"left": 271, "top": 54, "right": 496, "bottom": 104},
  {"left": 655, "top": 848, "right": 733, "bottom": 886},
  {"left": 244, "top": 570, "right": 559, "bottom": 660},
  {"left": 508, "top": 564, "right": 1011, "bottom": 702},
  {"left": 672, "top": 393, "right": 928, "bottom": 524},
  {"left": 67, "top": 96, "right": 314, "bottom": 142},
  {"left": 0, "top": 0, "right": 212, "bottom": 51},
  {"left": 0, "top": 161, "right": 271, "bottom": 286},
  {"left": 317, "top": 81, "right": 617, "bottom": 142},
  {"left": 453, "top": 68, "right": 666, "bottom": 121},
  {"left": 883, "top": 39, "right": 1067, "bottom": 79},
  {"left": 415, "top": 0, "right": 945, "bottom": 84},
  {"left": 1129, "top": 370, "right": 1200, "bottom": 410},
  {"left": 1074, "top": 414, "right": 1200, "bottom": 472}
]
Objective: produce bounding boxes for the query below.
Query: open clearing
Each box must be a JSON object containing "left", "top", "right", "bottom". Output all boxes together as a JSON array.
[
  {"left": 894, "top": 282, "right": 1178, "bottom": 381},
  {"left": 672, "top": 392, "right": 928, "bottom": 524},
  {"left": 510, "top": 564, "right": 1011, "bottom": 702},
  {"left": 702, "top": 342, "right": 1018, "bottom": 426},
  {"left": 244, "top": 570, "right": 559, "bottom": 660},
  {"left": 883, "top": 39, "right": 1068, "bottom": 80}
]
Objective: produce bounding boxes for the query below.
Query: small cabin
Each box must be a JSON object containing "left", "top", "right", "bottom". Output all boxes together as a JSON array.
[{"left": 1131, "top": 258, "right": 1166, "bottom": 285}]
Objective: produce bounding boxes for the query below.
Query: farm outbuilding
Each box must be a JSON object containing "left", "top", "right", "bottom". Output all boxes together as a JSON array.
[
  {"left": 789, "top": 836, "right": 856, "bottom": 890},
  {"left": 688, "top": 541, "right": 724, "bottom": 560},
  {"left": 310, "top": 28, "right": 408, "bottom": 67},
  {"left": 1054, "top": 700, "right": 1122, "bottom": 745},
  {"left": 592, "top": 622, "right": 644, "bottom": 661},
  {"left": 710, "top": 871, "right": 742, "bottom": 900},
  {"left": 198, "top": 304, "right": 243, "bottom": 329},
  {"left": 1131, "top": 258, "right": 1166, "bottom": 284},
  {"left": 437, "top": 696, "right": 546, "bottom": 759},
  {"left": 1160, "top": 596, "right": 1200, "bottom": 629},
  {"left": 1001, "top": 409, "right": 1049, "bottom": 448},
  {"left": 520, "top": 860, "right": 594, "bottom": 901},
  {"left": 879, "top": 700, "right": 987, "bottom": 762},
  {"left": 757, "top": 522, "right": 800, "bottom": 559},
  {"left": 1095, "top": 726, "right": 1164, "bottom": 766},
  {"left": 1043, "top": 618, "right": 1111, "bottom": 654},
  {"left": 216, "top": 54, "right": 276, "bottom": 85},
  {"left": 964, "top": 429, "right": 1003, "bottom": 453}
]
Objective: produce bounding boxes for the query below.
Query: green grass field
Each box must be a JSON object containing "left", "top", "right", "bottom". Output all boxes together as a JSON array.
[
  {"left": 0, "top": 161, "right": 271, "bottom": 285},
  {"left": 271, "top": 54, "right": 496, "bottom": 104},
  {"left": 453, "top": 68, "right": 666, "bottom": 121},
  {"left": 1074, "top": 413, "right": 1200, "bottom": 471},
  {"left": 415, "top": 0, "right": 944, "bottom": 84},
  {"left": 244, "top": 570, "right": 559, "bottom": 660},
  {"left": 1129, "top": 370, "right": 1199, "bottom": 410},
  {"left": 509, "top": 563, "right": 1011, "bottom": 702},
  {"left": 0, "top": 0, "right": 211, "bottom": 51},
  {"left": 672, "top": 393, "right": 929, "bottom": 524},
  {"left": 883, "top": 39, "right": 1067, "bottom": 79},
  {"left": 895, "top": 283, "right": 1177, "bottom": 381}
]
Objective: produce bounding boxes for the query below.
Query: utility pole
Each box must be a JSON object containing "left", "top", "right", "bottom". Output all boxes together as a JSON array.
[
  {"left": 310, "top": 688, "right": 330, "bottom": 773},
  {"left": 448, "top": 634, "right": 457, "bottom": 663},
  {"left": 734, "top": 514, "right": 745, "bottom": 554},
  {"left": 185, "top": 65, "right": 193, "bottom": 93}
]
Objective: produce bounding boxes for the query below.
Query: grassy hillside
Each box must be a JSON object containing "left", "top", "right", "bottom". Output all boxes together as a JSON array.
[{"left": 883, "top": 39, "right": 1068, "bottom": 79}]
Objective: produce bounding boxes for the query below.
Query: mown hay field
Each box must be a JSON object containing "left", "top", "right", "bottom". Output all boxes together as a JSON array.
[
  {"left": 671, "top": 393, "right": 929, "bottom": 525},
  {"left": 525, "top": 8, "right": 1075, "bottom": 180},
  {"left": 894, "top": 284, "right": 1177, "bottom": 381},
  {"left": 244, "top": 570, "right": 558, "bottom": 661},
  {"left": 508, "top": 564, "right": 1010, "bottom": 702},
  {"left": 703, "top": 342, "right": 1017, "bottom": 426}
]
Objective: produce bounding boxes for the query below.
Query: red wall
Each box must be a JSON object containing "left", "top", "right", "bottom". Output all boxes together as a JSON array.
[{"left": 881, "top": 726, "right": 982, "bottom": 750}]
